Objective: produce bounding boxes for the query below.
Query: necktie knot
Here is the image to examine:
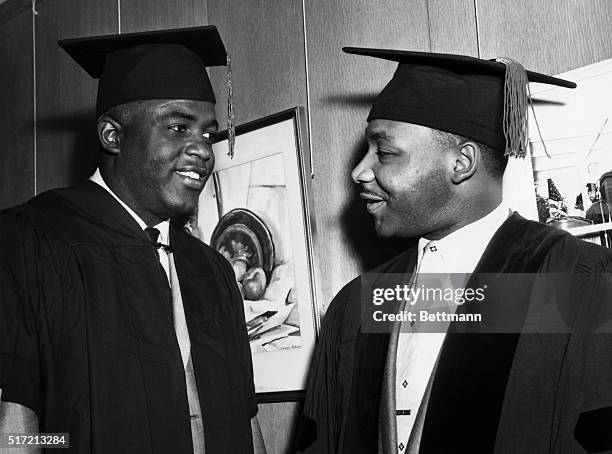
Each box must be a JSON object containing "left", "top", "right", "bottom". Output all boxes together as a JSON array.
[
  {"left": 144, "top": 227, "right": 173, "bottom": 253},
  {"left": 144, "top": 227, "right": 160, "bottom": 244}
]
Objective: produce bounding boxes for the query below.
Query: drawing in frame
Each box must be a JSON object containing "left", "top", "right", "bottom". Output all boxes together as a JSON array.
[{"left": 195, "top": 107, "right": 319, "bottom": 401}]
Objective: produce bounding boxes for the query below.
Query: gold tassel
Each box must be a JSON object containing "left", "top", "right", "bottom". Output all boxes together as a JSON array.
[
  {"left": 226, "top": 54, "right": 235, "bottom": 159},
  {"left": 495, "top": 57, "right": 529, "bottom": 158}
]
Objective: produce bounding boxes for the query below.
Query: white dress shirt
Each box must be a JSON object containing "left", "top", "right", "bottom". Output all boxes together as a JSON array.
[{"left": 395, "top": 202, "right": 511, "bottom": 453}]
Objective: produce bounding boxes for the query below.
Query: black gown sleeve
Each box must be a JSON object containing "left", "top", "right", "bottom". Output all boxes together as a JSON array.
[
  {"left": 1, "top": 210, "right": 53, "bottom": 415},
  {"left": 218, "top": 251, "right": 258, "bottom": 418},
  {"left": 295, "top": 282, "right": 356, "bottom": 454},
  {"left": 233, "top": 271, "right": 258, "bottom": 419}
]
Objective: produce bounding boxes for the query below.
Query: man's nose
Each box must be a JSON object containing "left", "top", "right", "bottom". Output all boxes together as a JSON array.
[
  {"left": 184, "top": 140, "right": 213, "bottom": 162},
  {"left": 351, "top": 154, "right": 375, "bottom": 184}
]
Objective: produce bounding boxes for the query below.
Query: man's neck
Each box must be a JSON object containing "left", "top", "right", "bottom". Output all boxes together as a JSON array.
[
  {"left": 90, "top": 168, "right": 166, "bottom": 229},
  {"left": 417, "top": 200, "right": 509, "bottom": 274},
  {"left": 98, "top": 168, "right": 165, "bottom": 227},
  {"left": 425, "top": 192, "right": 503, "bottom": 241}
]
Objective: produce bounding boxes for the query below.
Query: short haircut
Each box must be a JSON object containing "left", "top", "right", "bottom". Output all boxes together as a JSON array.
[
  {"left": 100, "top": 100, "right": 148, "bottom": 126},
  {"left": 431, "top": 129, "right": 508, "bottom": 178}
]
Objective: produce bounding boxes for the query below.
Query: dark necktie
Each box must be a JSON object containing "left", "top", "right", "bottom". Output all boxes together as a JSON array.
[
  {"left": 145, "top": 226, "right": 161, "bottom": 254},
  {"left": 144, "top": 227, "right": 172, "bottom": 292},
  {"left": 145, "top": 227, "right": 203, "bottom": 450}
]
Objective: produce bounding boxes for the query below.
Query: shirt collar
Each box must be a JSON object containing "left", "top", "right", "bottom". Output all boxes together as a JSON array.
[
  {"left": 417, "top": 202, "right": 510, "bottom": 274},
  {"left": 90, "top": 168, "right": 169, "bottom": 243}
]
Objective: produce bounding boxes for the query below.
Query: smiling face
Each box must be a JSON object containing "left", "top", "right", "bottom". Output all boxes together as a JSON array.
[
  {"left": 101, "top": 99, "right": 217, "bottom": 226},
  {"left": 351, "top": 120, "right": 457, "bottom": 239}
]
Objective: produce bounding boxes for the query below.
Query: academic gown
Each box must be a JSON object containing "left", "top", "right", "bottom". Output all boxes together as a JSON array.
[
  {"left": 296, "top": 213, "right": 612, "bottom": 454},
  {"left": 0, "top": 181, "right": 257, "bottom": 453}
]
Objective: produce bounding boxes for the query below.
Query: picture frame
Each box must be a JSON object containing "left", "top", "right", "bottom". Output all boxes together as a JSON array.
[
  {"left": 505, "top": 57, "right": 612, "bottom": 248},
  {"left": 195, "top": 107, "right": 319, "bottom": 401}
]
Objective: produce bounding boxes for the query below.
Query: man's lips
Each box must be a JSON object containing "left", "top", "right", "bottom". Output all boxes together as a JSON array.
[
  {"left": 359, "top": 191, "right": 385, "bottom": 202},
  {"left": 360, "top": 191, "right": 387, "bottom": 213},
  {"left": 175, "top": 165, "right": 208, "bottom": 189}
]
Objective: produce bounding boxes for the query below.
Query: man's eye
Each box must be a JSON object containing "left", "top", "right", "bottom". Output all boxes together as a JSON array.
[
  {"left": 202, "top": 131, "right": 215, "bottom": 143},
  {"left": 376, "top": 150, "right": 393, "bottom": 158},
  {"left": 169, "top": 124, "right": 188, "bottom": 133}
]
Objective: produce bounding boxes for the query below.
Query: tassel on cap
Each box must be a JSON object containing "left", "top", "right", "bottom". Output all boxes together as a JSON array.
[
  {"left": 226, "top": 54, "right": 235, "bottom": 158},
  {"left": 495, "top": 57, "right": 529, "bottom": 158}
]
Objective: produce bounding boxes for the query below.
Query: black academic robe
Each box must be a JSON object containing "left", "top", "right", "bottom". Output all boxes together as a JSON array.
[
  {"left": 0, "top": 181, "right": 257, "bottom": 453},
  {"left": 296, "top": 213, "right": 612, "bottom": 454}
]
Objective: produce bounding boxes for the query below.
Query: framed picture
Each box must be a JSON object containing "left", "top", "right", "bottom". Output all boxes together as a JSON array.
[
  {"left": 505, "top": 57, "right": 612, "bottom": 247},
  {"left": 195, "top": 108, "right": 319, "bottom": 401}
]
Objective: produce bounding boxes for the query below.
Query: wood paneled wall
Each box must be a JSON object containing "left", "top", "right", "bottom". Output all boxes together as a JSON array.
[
  {"left": 0, "top": 9, "right": 33, "bottom": 208},
  {"left": 120, "top": 0, "right": 207, "bottom": 33},
  {"left": 476, "top": 0, "right": 612, "bottom": 72},
  {"left": 35, "top": 0, "right": 117, "bottom": 193},
  {"left": 2, "top": 1, "right": 612, "bottom": 453},
  {"left": 428, "top": 0, "right": 478, "bottom": 55}
]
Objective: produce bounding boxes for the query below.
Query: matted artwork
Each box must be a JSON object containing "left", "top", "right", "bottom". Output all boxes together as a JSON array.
[
  {"left": 196, "top": 108, "right": 319, "bottom": 399},
  {"left": 505, "top": 58, "right": 612, "bottom": 246}
]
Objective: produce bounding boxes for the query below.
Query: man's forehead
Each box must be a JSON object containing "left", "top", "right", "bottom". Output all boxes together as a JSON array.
[
  {"left": 151, "top": 99, "right": 217, "bottom": 122},
  {"left": 154, "top": 99, "right": 215, "bottom": 113},
  {"left": 365, "top": 119, "right": 434, "bottom": 140}
]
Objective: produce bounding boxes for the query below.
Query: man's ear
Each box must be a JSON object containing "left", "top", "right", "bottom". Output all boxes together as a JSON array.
[
  {"left": 450, "top": 141, "right": 480, "bottom": 184},
  {"left": 97, "top": 116, "right": 122, "bottom": 155}
]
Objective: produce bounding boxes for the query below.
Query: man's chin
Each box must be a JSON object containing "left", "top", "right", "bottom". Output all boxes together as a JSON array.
[
  {"left": 164, "top": 197, "right": 198, "bottom": 221},
  {"left": 374, "top": 218, "right": 417, "bottom": 239},
  {"left": 374, "top": 219, "right": 394, "bottom": 238}
]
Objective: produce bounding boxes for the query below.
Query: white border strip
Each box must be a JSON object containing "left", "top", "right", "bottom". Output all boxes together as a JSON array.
[
  {"left": 301, "top": 0, "right": 314, "bottom": 178},
  {"left": 32, "top": 0, "right": 37, "bottom": 195}
]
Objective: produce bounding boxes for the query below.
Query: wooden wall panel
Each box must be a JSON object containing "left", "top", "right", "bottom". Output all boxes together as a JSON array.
[
  {"left": 34, "top": 0, "right": 117, "bottom": 193},
  {"left": 305, "top": 0, "right": 431, "bottom": 308},
  {"left": 476, "top": 0, "right": 612, "bottom": 74},
  {"left": 0, "top": 9, "right": 33, "bottom": 209},
  {"left": 207, "top": 0, "right": 307, "bottom": 129},
  {"left": 120, "top": 0, "right": 207, "bottom": 33},
  {"left": 0, "top": 0, "right": 47, "bottom": 25},
  {"left": 257, "top": 401, "right": 302, "bottom": 454},
  {"left": 427, "top": 0, "right": 478, "bottom": 55}
]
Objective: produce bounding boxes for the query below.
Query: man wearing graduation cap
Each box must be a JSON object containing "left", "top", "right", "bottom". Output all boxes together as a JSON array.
[
  {"left": 296, "top": 49, "right": 612, "bottom": 453},
  {"left": 0, "top": 27, "right": 265, "bottom": 453}
]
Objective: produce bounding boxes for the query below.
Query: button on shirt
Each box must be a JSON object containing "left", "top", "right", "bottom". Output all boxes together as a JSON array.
[{"left": 395, "top": 203, "right": 511, "bottom": 454}]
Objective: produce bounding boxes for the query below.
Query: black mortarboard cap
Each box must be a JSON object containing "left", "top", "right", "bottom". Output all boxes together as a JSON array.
[
  {"left": 58, "top": 26, "right": 227, "bottom": 118},
  {"left": 343, "top": 48, "right": 577, "bottom": 157}
]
